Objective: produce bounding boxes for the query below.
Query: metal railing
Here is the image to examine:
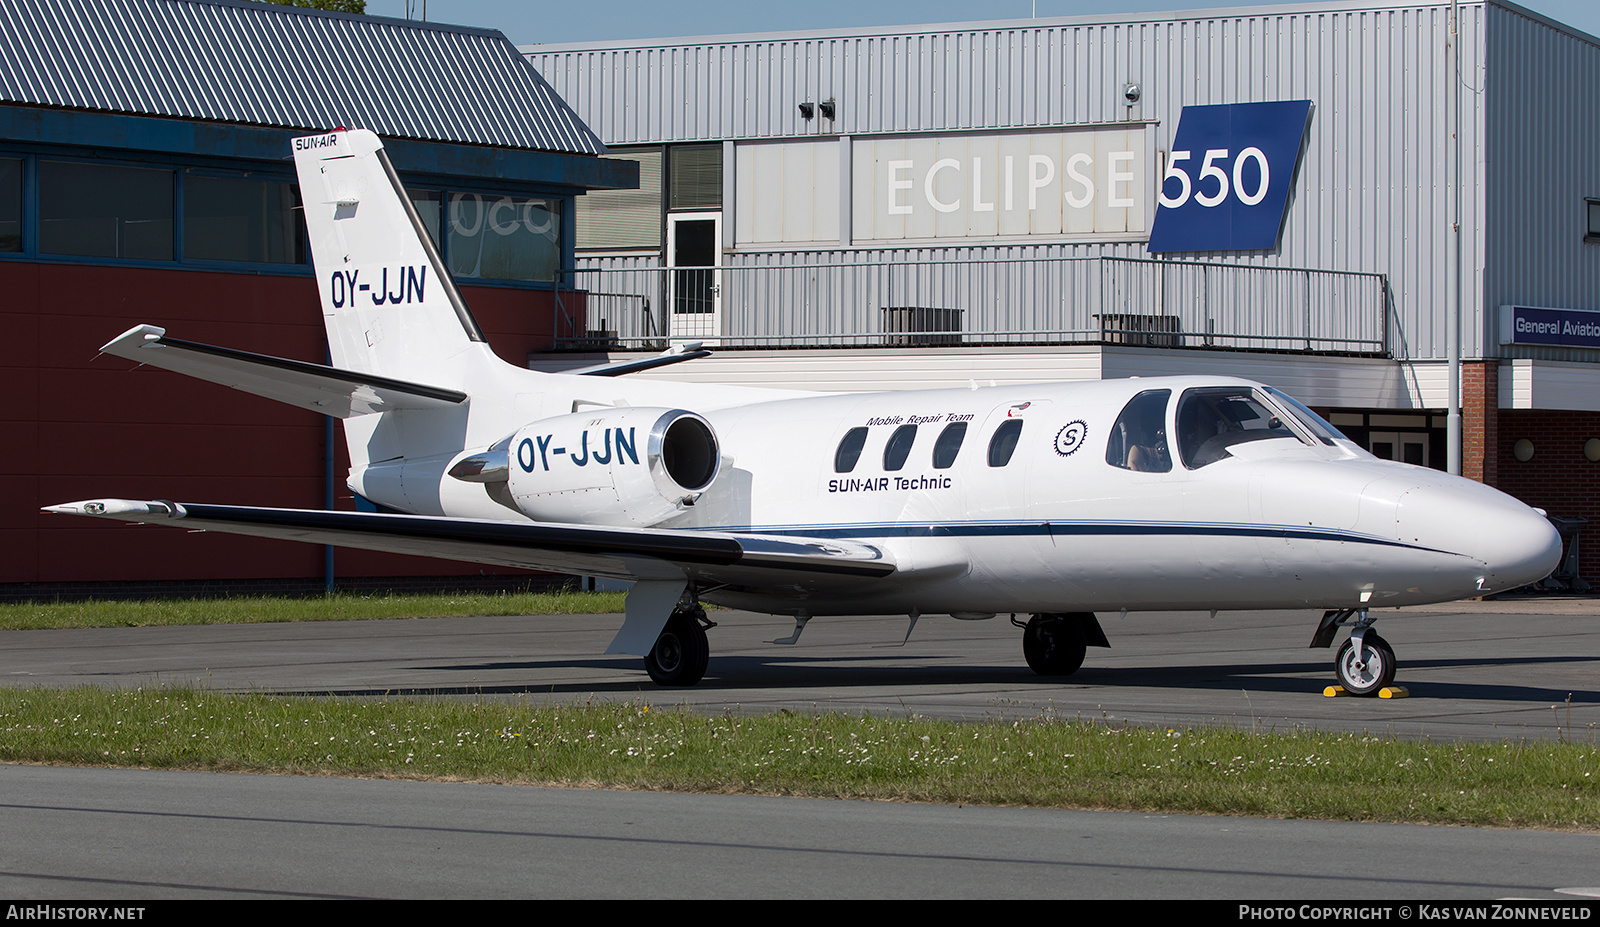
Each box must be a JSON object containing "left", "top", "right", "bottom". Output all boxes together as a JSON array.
[{"left": 553, "top": 255, "right": 1388, "bottom": 355}]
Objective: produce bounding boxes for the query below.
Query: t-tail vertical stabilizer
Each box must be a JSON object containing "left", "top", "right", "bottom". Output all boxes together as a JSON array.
[
  {"left": 292, "top": 129, "right": 487, "bottom": 389},
  {"left": 292, "top": 129, "right": 523, "bottom": 507}
]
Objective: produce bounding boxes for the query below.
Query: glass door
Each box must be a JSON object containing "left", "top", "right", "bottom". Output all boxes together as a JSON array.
[
  {"left": 667, "top": 212, "right": 720, "bottom": 341},
  {"left": 1368, "top": 431, "right": 1428, "bottom": 467}
]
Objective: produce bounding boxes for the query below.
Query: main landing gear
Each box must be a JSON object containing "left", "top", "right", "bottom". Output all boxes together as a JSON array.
[
  {"left": 644, "top": 603, "right": 712, "bottom": 686},
  {"left": 1017, "top": 612, "right": 1111, "bottom": 676},
  {"left": 1312, "top": 608, "right": 1398, "bottom": 697}
]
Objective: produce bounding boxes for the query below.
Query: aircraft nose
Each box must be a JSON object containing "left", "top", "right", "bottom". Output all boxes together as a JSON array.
[
  {"left": 1395, "top": 480, "right": 1563, "bottom": 592},
  {"left": 1480, "top": 506, "right": 1565, "bottom": 590}
]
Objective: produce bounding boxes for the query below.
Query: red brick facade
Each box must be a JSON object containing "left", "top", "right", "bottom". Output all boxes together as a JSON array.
[
  {"left": 6, "top": 261, "right": 555, "bottom": 586},
  {"left": 1453, "top": 360, "right": 1595, "bottom": 584},
  {"left": 1462, "top": 362, "right": 1498, "bottom": 485},
  {"left": 1490, "top": 408, "right": 1600, "bottom": 584}
]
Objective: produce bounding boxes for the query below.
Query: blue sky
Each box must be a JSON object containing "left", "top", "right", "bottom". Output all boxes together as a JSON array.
[{"left": 361, "top": 0, "right": 1600, "bottom": 45}]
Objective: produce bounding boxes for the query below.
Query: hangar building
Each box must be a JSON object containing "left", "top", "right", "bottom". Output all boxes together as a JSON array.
[
  {"left": 2, "top": 0, "right": 632, "bottom": 595},
  {"left": 525, "top": 0, "right": 1600, "bottom": 586}
]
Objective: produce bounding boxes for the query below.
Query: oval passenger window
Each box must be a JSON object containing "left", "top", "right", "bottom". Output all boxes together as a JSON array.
[
  {"left": 987, "top": 419, "right": 1023, "bottom": 467},
  {"left": 883, "top": 424, "right": 918, "bottom": 471},
  {"left": 834, "top": 427, "right": 868, "bottom": 473},
  {"left": 932, "top": 421, "right": 967, "bottom": 469}
]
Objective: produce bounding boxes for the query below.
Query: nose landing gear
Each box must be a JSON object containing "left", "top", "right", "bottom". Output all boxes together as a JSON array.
[
  {"left": 1334, "top": 630, "right": 1397, "bottom": 696},
  {"left": 1313, "top": 608, "right": 1401, "bottom": 697}
]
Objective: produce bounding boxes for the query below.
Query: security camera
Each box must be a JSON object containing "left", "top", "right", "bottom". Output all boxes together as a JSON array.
[{"left": 1123, "top": 82, "right": 1141, "bottom": 105}]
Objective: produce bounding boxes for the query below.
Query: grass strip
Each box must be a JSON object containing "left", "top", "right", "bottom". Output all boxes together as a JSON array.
[
  {"left": 0, "top": 590, "right": 629, "bottom": 630},
  {"left": 2, "top": 686, "right": 1595, "bottom": 829}
]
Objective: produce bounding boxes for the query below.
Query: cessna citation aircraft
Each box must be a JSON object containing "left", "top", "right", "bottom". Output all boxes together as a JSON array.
[{"left": 47, "top": 130, "right": 1563, "bottom": 694}]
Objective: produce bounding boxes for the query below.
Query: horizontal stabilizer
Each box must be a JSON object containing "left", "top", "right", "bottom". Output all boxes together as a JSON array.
[
  {"left": 43, "top": 499, "right": 897, "bottom": 585},
  {"left": 99, "top": 325, "right": 466, "bottom": 417},
  {"left": 565, "top": 342, "right": 713, "bottom": 377}
]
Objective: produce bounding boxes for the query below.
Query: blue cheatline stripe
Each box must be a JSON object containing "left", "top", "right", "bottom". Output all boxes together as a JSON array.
[{"left": 698, "top": 520, "right": 1452, "bottom": 555}]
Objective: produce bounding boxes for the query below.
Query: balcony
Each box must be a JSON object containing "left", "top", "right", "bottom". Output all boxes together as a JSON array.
[{"left": 554, "top": 255, "right": 1388, "bottom": 356}]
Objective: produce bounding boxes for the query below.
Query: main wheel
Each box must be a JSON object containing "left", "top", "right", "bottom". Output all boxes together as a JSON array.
[
  {"left": 1023, "top": 614, "right": 1087, "bottom": 676},
  {"left": 1334, "top": 631, "right": 1397, "bottom": 696},
  {"left": 644, "top": 610, "right": 709, "bottom": 686}
]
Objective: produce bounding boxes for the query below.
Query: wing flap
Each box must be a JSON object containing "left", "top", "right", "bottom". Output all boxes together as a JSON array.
[
  {"left": 99, "top": 325, "right": 466, "bottom": 417},
  {"left": 42, "top": 499, "right": 897, "bottom": 585}
]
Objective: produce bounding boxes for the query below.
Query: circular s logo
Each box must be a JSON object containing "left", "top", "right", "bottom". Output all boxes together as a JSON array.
[{"left": 1054, "top": 421, "right": 1088, "bottom": 457}]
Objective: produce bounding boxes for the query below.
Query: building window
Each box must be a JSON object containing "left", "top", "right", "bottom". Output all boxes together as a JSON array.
[
  {"left": 39, "top": 161, "right": 173, "bottom": 260},
  {"left": 577, "top": 148, "right": 663, "bottom": 251},
  {"left": 410, "top": 190, "right": 442, "bottom": 247},
  {"left": 183, "top": 174, "right": 305, "bottom": 264},
  {"left": 1587, "top": 197, "right": 1600, "bottom": 243},
  {"left": 447, "top": 193, "right": 561, "bottom": 282},
  {"left": 669, "top": 145, "right": 722, "bottom": 211},
  {"left": 0, "top": 158, "right": 19, "bottom": 252}
]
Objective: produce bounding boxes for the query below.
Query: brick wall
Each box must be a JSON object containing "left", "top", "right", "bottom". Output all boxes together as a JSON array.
[
  {"left": 1493, "top": 409, "right": 1600, "bottom": 584},
  {"left": 6, "top": 260, "right": 555, "bottom": 587},
  {"left": 1463, "top": 362, "right": 1499, "bottom": 485}
]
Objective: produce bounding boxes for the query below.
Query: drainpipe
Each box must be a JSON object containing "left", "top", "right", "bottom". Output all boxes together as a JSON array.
[{"left": 1446, "top": 0, "right": 1463, "bottom": 476}]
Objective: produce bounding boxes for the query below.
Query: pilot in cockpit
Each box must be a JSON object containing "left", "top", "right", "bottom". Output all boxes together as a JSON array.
[{"left": 1125, "top": 421, "right": 1167, "bottom": 471}]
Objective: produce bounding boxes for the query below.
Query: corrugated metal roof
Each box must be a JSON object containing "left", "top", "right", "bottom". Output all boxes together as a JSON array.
[{"left": 0, "top": 0, "right": 606, "bottom": 154}]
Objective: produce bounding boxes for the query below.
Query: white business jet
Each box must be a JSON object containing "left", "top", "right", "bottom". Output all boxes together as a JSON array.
[{"left": 46, "top": 130, "right": 1562, "bottom": 694}]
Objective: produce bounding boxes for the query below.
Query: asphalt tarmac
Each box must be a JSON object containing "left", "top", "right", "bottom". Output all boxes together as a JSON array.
[
  {"left": 2, "top": 598, "right": 1597, "bottom": 899},
  {"left": 1, "top": 764, "right": 1597, "bottom": 900},
  {"left": 3, "top": 598, "right": 1596, "bottom": 740}
]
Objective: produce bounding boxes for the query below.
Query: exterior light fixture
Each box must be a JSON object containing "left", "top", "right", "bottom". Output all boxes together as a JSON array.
[
  {"left": 1123, "top": 82, "right": 1141, "bottom": 106},
  {"left": 1585, "top": 438, "right": 1600, "bottom": 462},
  {"left": 818, "top": 100, "right": 836, "bottom": 120},
  {"left": 1513, "top": 438, "right": 1535, "bottom": 462},
  {"left": 798, "top": 102, "right": 815, "bottom": 120}
]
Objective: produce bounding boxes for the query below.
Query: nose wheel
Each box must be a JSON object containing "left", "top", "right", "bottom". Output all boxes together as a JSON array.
[
  {"left": 1334, "top": 631, "right": 1397, "bottom": 696},
  {"left": 1313, "top": 609, "right": 1400, "bottom": 697}
]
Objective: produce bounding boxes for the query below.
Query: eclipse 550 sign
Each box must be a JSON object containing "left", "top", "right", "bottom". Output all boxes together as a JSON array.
[{"left": 1146, "top": 101, "right": 1313, "bottom": 254}]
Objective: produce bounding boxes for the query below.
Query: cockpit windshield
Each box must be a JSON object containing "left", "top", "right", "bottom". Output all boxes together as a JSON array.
[
  {"left": 1177, "top": 387, "right": 1303, "bottom": 468},
  {"left": 1263, "top": 387, "right": 1348, "bottom": 445}
]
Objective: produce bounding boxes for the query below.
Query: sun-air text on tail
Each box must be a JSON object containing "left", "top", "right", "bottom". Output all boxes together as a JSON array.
[{"left": 46, "top": 129, "right": 1563, "bottom": 692}]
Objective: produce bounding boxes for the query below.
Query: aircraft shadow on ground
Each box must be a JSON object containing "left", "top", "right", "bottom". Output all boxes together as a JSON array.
[{"left": 266, "top": 652, "right": 1598, "bottom": 704}]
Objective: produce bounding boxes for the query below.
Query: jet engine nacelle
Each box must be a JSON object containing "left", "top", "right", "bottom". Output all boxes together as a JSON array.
[{"left": 454, "top": 407, "right": 720, "bottom": 527}]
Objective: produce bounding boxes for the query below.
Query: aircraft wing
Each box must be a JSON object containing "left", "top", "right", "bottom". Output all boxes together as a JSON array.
[
  {"left": 42, "top": 499, "right": 897, "bottom": 586},
  {"left": 98, "top": 325, "right": 466, "bottom": 417}
]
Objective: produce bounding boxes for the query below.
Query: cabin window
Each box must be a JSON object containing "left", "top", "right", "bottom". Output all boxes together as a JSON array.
[
  {"left": 932, "top": 422, "right": 967, "bottom": 469},
  {"left": 834, "top": 427, "right": 868, "bottom": 473},
  {"left": 883, "top": 424, "right": 918, "bottom": 471},
  {"left": 1176, "top": 387, "right": 1301, "bottom": 469},
  {"left": 987, "top": 419, "right": 1023, "bottom": 467},
  {"left": 1106, "top": 390, "right": 1172, "bottom": 472}
]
